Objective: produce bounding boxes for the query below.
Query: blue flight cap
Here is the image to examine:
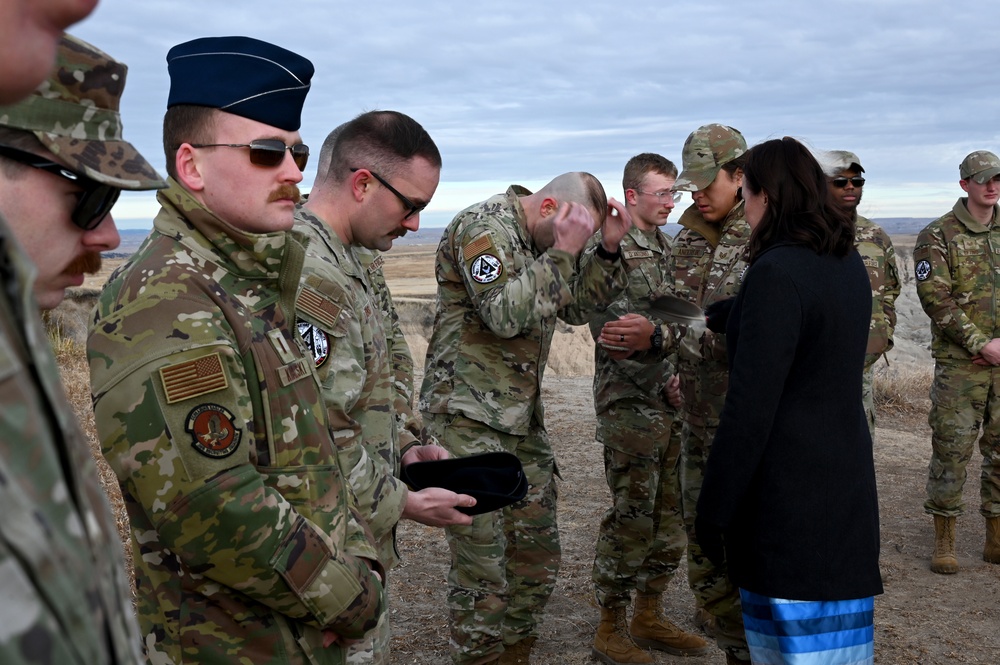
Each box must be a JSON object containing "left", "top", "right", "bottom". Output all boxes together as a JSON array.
[{"left": 166, "top": 36, "right": 313, "bottom": 131}]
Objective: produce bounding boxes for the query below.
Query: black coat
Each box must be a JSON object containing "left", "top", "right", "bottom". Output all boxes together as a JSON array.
[{"left": 697, "top": 243, "right": 883, "bottom": 601}]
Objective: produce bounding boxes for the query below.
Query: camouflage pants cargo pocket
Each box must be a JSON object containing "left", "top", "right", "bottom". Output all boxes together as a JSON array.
[{"left": 925, "top": 362, "right": 1000, "bottom": 517}]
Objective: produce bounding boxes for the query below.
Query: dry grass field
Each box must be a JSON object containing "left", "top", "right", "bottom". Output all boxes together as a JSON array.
[{"left": 52, "top": 238, "right": 1000, "bottom": 664}]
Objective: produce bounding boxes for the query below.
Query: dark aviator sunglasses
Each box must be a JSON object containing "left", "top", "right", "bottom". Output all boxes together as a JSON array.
[
  {"left": 831, "top": 176, "right": 865, "bottom": 188},
  {"left": 0, "top": 144, "right": 120, "bottom": 231},
  {"left": 188, "top": 139, "right": 310, "bottom": 171}
]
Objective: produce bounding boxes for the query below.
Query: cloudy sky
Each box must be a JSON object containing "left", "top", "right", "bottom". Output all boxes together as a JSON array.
[{"left": 73, "top": 0, "right": 1000, "bottom": 229}]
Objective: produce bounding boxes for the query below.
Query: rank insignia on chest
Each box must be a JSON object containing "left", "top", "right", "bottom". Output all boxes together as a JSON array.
[
  {"left": 186, "top": 403, "right": 242, "bottom": 458},
  {"left": 297, "top": 321, "right": 330, "bottom": 367}
]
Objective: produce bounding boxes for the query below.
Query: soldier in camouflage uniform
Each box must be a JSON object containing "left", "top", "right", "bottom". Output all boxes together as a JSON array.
[
  {"left": 419, "top": 174, "right": 632, "bottom": 664},
  {"left": 295, "top": 111, "right": 475, "bottom": 664},
  {"left": 601, "top": 125, "right": 751, "bottom": 664},
  {"left": 587, "top": 154, "right": 708, "bottom": 665},
  {"left": 817, "top": 150, "right": 900, "bottom": 441},
  {"left": 0, "top": 29, "right": 165, "bottom": 664},
  {"left": 87, "top": 38, "right": 385, "bottom": 664},
  {"left": 914, "top": 150, "right": 1000, "bottom": 574}
]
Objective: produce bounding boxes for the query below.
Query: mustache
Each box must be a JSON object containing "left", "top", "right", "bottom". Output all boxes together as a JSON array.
[
  {"left": 267, "top": 184, "right": 301, "bottom": 203},
  {"left": 65, "top": 252, "right": 102, "bottom": 275}
]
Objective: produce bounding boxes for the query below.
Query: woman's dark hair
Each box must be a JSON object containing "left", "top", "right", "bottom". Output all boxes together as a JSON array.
[{"left": 743, "top": 137, "right": 855, "bottom": 262}]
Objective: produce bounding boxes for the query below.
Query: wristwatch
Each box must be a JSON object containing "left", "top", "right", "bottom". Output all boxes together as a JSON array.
[{"left": 649, "top": 323, "right": 663, "bottom": 352}]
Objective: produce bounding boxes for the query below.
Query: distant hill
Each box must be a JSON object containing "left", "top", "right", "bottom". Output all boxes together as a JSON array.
[{"left": 109, "top": 217, "right": 934, "bottom": 257}]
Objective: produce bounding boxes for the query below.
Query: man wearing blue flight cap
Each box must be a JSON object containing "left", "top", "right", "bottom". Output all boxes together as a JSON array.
[{"left": 87, "top": 36, "right": 386, "bottom": 664}]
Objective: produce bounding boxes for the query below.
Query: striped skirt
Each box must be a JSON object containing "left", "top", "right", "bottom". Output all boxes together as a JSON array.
[{"left": 740, "top": 589, "right": 874, "bottom": 664}]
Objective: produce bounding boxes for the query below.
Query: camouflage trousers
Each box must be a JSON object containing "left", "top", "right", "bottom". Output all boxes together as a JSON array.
[
  {"left": 924, "top": 361, "right": 1000, "bottom": 517},
  {"left": 423, "top": 413, "right": 560, "bottom": 665},
  {"left": 346, "top": 576, "right": 390, "bottom": 665},
  {"left": 680, "top": 419, "right": 748, "bottom": 661},
  {"left": 862, "top": 364, "right": 876, "bottom": 443},
  {"left": 592, "top": 412, "right": 686, "bottom": 608}
]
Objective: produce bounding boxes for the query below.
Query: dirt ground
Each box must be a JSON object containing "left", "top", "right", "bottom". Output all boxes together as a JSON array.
[{"left": 61, "top": 242, "right": 1000, "bottom": 665}]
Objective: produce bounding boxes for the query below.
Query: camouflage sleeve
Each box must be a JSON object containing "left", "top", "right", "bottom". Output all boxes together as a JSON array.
[
  {"left": 300, "top": 277, "right": 408, "bottom": 545},
  {"left": 456, "top": 217, "right": 577, "bottom": 338},
  {"left": 560, "top": 244, "right": 628, "bottom": 325},
  {"left": 914, "top": 225, "right": 991, "bottom": 355},
  {"left": 90, "top": 313, "right": 382, "bottom": 636},
  {"left": 883, "top": 234, "right": 900, "bottom": 340},
  {"left": 379, "top": 282, "right": 422, "bottom": 453}
]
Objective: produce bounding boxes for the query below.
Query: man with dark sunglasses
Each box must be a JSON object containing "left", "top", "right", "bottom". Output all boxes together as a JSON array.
[
  {"left": 87, "top": 37, "right": 385, "bottom": 664},
  {"left": 295, "top": 110, "right": 475, "bottom": 664},
  {"left": 914, "top": 150, "right": 1000, "bottom": 576},
  {"left": 818, "top": 150, "right": 900, "bottom": 444},
  {"left": 0, "top": 23, "right": 165, "bottom": 664}
]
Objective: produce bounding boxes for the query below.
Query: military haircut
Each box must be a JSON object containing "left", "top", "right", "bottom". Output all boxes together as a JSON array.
[
  {"left": 539, "top": 172, "right": 608, "bottom": 225},
  {"left": 0, "top": 126, "right": 46, "bottom": 178},
  {"left": 744, "top": 137, "right": 855, "bottom": 261},
  {"left": 315, "top": 120, "right": 349, "bottom": 183},
  {"left": 323, "top": 110, "right": 441, "bottom": 184},
  {"left": 162, "top": 104, "right": 218, "bottom": 179},
  {"left": 622, "top": 153, "right": 678, "bottom": 194}
]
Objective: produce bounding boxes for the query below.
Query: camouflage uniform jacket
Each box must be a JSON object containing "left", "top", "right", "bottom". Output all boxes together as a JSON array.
[
  {"left": 295, "top": 208, "right": 407, "bottom": 570},
  {"left": 419, "top": 185, "right": 627, "bottom": 436},
  {"left": 88, "top": 182, "right": 384, "bottom": 665},
  {"left": 588, "top": 225, "right": 677, "bottom": 441},
  {"left": 353, "top": 245, "right": 423, "bottom": 452},
  {"left": 914, "top": 198, "right": 1000, "bottom": 360},
  {"left": 668, "top": 201, "right": 750, "bottom": 428},
  {"left": 855, "top": 215, "right": 900, "bottom": 368},
  {"left": 0, "top": 217, "right": 140, "bottom": 664}
]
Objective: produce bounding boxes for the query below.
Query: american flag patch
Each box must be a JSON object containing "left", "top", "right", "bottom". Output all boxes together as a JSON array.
[
  {"left": 159, "top": 352, "right": 229, "bottom": 404},
  {"left": 463, "top": 233, "right": 494, "bottom": 259},
  {"left": 297, "top": 287, "right": 342, "bottom": 330}
]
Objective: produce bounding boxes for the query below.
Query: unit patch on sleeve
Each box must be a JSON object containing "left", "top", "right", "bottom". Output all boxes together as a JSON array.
[
  {"left": 297, "top": 321, "right": 330, "bottom": 367},
  {"left": 915, "top": 259, "right": 931, "bottom": 282},
  {"left": 159, "top": 352, "right": 229, "bottom": 404},
  {"left": 186, "top": 403, "right": 242, "bottom": 458},
  {"left": 470, "top": 254, "right": 503, "bottom": 284}
]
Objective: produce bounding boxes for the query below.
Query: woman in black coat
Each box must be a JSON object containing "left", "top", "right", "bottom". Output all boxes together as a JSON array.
[{"left": 696, "top": 137, "right": 883, "bottom": 665}]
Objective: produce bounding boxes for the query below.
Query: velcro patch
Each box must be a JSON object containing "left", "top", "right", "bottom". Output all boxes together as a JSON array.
[
  {"left": 159, "top": 352, "right": 228, "bottom": 404},
  {"left": 366, "top": 254, "right": 384, "bottom": 273},
  {"left": 186, "top": 403, "right": 242, "bottom": 458},
  {"left": 915, "top": 259, "right": 931, "bottom": 281},
  {"left": 470, "top": 254, "right": 503, "bottom": 284},
  {"left": 623, "top": 250, "right": 654, "bottom": 260},
  {"left": 278, "top": 357, "right": 313, "bottom": 387},
  {"left": 297, "top": 322, "right": 330, "bottom": 368},
  {"left": 463, "top": 233, "right": 494, "bottom": 259},
  {"left": 298, "top": 287, "right": 342, "bottom": 330}
]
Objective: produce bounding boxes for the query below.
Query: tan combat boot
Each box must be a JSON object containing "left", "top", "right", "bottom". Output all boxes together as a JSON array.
[
  {"left": 498, "top": 636, "right": 535, "bottom": 664},
  {"left": 630, "top": 594, "right": 712, "bottom": 656},
  {"left": 592, "top": 606, "right": 653, "bottom": 665},
  {"left": 985, "top": 516, "right": 1000, "bottom": 564},
  {"left": 692, "top": 606, "right": 717, "bottom": 638},
  {"left": 931, "top": 515, "right": 959, "bottom": 574}
]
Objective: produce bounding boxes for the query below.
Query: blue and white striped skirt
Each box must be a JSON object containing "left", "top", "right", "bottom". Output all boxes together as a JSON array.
[{"left": 740, "top": 589, "right": 874, "bottom": 664}]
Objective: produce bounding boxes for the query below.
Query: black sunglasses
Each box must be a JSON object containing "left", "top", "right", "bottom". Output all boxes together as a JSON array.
[
  {"left": 831, "top": 176, "right": 865, "bottom": 188},
  {"left": 189, "top": 139, "right": 309, "bottom": 171},
  {"left": 350, "top": 167, "right": 426, "bottom": 220},
  {"left": 0, "top": 144, "right": 121, "bottom": 231}
]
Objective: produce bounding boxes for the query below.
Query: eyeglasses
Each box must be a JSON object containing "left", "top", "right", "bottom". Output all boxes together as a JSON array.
[
  {"left": 635, "top": 189, "right": 683, "bottom": 203},
  {"left": 188, "top": 139, "right": 309, "bottom": 171},
  {"left": 830, "top": 176, "right": 866, "bottom": 189},
  {"left": 350, "top": 167, "right": 426, "bottom": 220},
  {"left": 0, "top": 144, "right": 121, "bottom": 230}
]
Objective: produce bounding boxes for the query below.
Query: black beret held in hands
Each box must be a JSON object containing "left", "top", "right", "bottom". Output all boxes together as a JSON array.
[{"left": 400, "top": 451, "right": 528, "bottom": 516}]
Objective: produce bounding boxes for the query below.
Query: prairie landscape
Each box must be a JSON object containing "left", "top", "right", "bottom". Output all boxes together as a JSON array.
[{"left": 52, "top": 235, "right": 1000, "bottom": 664}]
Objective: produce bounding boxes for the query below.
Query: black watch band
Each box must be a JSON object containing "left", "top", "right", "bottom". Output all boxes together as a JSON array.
[
  {"left": 595, "top": 243, "right": 621, "bottom": 262},
  {"left": 649, "top": 324, "right": 663, "bottom": 351}
]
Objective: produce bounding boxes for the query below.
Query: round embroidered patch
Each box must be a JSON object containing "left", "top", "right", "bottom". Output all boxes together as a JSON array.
[
  {"left": 470, "top": 254, "right": 503, "bottom": 284},
  {"left": 186, "top": 404, "right": 242, "bottom": 458},
  {"left": 297, "top": 321, "right": 330, "bottom": 367},
  {"left": 915, "top": 259, "right": 932, "bottom": 282}
]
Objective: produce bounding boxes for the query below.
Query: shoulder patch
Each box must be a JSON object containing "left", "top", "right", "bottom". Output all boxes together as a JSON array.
[
  {"left": 159, "top": 352, "right": 229, "bottom": 404},
  {"left": 915, "top": 259, "right": 932, "bottom": 282},
  {"left": 297, "top": 321, "right": 330, "bottom": 367},
  {"left": 464, "top": 232, "right": 495, "bottom": 259},
  {"left": 186, "top": 403, "right": 242, "bottom": 458},
  {"left": 470, "top": 253, "right": 503, "bottom": 284},
  {"left": 298, "top": 286, "right": 342, "bottom": 330}
]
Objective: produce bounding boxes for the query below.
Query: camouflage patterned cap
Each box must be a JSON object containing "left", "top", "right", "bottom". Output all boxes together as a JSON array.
[
  {"left": 959, "top": 150, "right": 1000, "bottom": 184},
  {"left": 674, "top": 124, "right": 747, "bottom": 192},
  {"left": 0, "top": 34, "right": 166, "bottom": 191}
]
